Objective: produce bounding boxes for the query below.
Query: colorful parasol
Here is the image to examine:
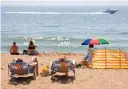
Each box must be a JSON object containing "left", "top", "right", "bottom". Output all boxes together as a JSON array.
[{"left": 81, "top": 37, "right": 109, "bottom": 45}]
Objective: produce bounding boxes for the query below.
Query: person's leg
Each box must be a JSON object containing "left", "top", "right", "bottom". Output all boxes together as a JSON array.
[
  {"left": 10, "top": 52, "right": 19, "bottom": 55},
  {"left": 28, "top": 51, "right": 36, "bottom": 55},
  {"left": 65, "top": 72, "right": 68, "bottom": 76},
  {"left": 16, "top": 53, "right": 19, "bottom": 55},
  {"left": 72, "top": 60, "right": 76, "bottom": 68},
  {"left": 31, "top": 56, "right": 39, "bottom": 75},
  {"left": 10, "top": 53, "right": 14, "bottom": 55}
]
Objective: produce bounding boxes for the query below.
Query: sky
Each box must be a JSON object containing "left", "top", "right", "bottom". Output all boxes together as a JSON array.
[
  {"left": 2, "top": 0, "right": 128, "bottom": 6},
  {"left": 2, "top": 0, "right": 128, "bottom": 1}
]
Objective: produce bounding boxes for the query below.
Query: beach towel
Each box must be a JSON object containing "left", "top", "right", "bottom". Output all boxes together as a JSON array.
[
  {"left": 9, "top": 62, "right": 34, "bottom": 75},
  {"left": 28, "top": 51, "right": 41, "bottom": 56},
  {"left": 28, "top": 51, "right": 37, "bottom": 55},
  {"left": 52, "top": 60, "right": 73, "bottom": 72},
  {"left": 60, "top": 61, "right": 68, "bottom": 72}
]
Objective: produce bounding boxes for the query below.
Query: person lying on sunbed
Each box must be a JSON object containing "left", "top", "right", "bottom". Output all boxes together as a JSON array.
[{"left": 10, "top": 56, "right": 39, "bottom": 76}]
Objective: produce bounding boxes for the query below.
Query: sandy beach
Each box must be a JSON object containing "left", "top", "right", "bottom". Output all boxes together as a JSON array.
[
  {"left": 1, "top": 53, "right": 128, "bottom": 89},
  {"left": 2, "top": 0, "right": 128, "bottom": 89}
]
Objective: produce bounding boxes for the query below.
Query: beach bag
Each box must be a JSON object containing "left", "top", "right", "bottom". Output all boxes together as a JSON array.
[
  {"left": 23, "top": 50, "right": 28, "bottom": 55},
  {"left": 40, "top": 66, "right": 49, "bottom": 77},
  {"left": 42, "top": 66, "right": 49, "bottom": 72}
]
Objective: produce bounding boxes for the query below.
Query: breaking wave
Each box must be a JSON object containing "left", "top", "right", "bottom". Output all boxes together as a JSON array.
[{"left": 3, "top": 11, "right": 108, "bottom": 15}]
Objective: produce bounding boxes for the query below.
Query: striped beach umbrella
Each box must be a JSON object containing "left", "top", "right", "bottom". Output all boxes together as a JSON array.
[{"left": 81, "top": 37, "right": 109, "bottom": 45}]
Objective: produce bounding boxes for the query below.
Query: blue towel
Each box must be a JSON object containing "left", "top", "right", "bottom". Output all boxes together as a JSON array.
[
  {"left": 52, "top": 60, "right": 73, "bottom": 72},
  {"left": 9, "top": 62, "right": 33, "bottom": 75}
]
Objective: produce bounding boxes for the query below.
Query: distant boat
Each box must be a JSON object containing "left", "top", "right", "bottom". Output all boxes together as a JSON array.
[{"left": 104, "top": 8, "right": 118, "bottom": 14}]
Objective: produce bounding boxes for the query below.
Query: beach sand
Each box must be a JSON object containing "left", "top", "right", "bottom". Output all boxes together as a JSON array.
[{"left": 1, "top": 53, "right": 128, "bottom": 89}]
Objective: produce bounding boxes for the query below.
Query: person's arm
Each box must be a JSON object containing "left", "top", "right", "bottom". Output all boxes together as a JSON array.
[
  {"left": 10, "top": 46, "right": 12, "bottom": 53},
  {"left": 35, "top": 45, "right": 37, "bottom": 48},
  {"left": 28, "top": 45, "right": 30, "bottom": 50},
  {"left": 16, "top": 46, "right": 19, "bottom": 52},
  {"left": 17, "top": 46, "right": 18, "bottom": 49}
]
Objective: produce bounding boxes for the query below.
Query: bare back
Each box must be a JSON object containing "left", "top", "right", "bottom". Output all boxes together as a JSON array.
[{"left": 10, "top": 46, "right": 18, "bottom": 53}]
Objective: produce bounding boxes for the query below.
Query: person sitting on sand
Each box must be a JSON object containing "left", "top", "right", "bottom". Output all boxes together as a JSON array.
[
  {"left": 28, "top": 40, "right": 38, "bottom": 55},
  {"left": 10, "top": 42, "right": 19, "bottom": 55}
]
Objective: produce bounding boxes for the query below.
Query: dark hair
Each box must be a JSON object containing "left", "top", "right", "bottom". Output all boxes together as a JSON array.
[
  {"left": 16, "top": 58, "right": 23, "bottom": 62},
  {"left": 89, "top": 44, "right": 94, "bottom": 48},
  {"left": 29, "top": 41, "right": 34, "bottom": 45},
  {"left": 59, "top": 58, "right": 64, "bottom": 61},
  {"left": 23, "top": 50, "right": 28, "bottom": 55},
  {"left": 13, "top": 42, "right": 16, "bottom": 45}
]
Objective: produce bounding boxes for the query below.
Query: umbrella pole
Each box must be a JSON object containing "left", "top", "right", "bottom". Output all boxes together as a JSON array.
[
  {"left": 105, "top": 47, "right": 107, "bottom": 69},
  {"left": 91, "top": 46, "right": 95, "bottom": 68},
  {"left": 119, "top": 48, "right": 121, "bottom": 69}
]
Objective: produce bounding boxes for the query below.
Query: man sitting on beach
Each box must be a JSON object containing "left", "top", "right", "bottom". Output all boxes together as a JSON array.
[{"left": 10, "top": 42, "right": 19, "bottom": 55}]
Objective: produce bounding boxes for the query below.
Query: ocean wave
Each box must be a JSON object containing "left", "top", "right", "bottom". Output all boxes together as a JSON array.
[
  {"left": 19, "top": 36, "right": 83, "bottom": 47},
  {"left": 21, "top": 36, "right": 71, "bottom": 41},
  {"left": 42, "top": 25, "right": 59, "bottom": 27},
  {"left": 3, "top": 12, "right": 108, "bottom": 15},
  {"left": 118, "top": 32, "right": 128, "bottom": 35}
]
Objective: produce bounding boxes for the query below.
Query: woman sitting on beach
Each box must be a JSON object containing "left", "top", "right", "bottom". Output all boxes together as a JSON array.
[
  {"left": 28, "top": 40, "right": 38, "bottom": 55},
  {"left": 10, "top": 42, "right": 19, "bottom": 55}
]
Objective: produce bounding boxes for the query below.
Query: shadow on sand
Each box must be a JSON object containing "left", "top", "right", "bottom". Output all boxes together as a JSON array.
[
  {"left": 51, "top": 75, "right": 75, "bottom": 84},
  {"left": 8, "top": 77, "right": 33, "bottom": 85}
]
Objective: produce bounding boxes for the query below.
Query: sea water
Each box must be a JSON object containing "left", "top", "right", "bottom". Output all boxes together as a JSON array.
[{"left": 1, "top": 5, "right": 128, "bottom": 53}]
